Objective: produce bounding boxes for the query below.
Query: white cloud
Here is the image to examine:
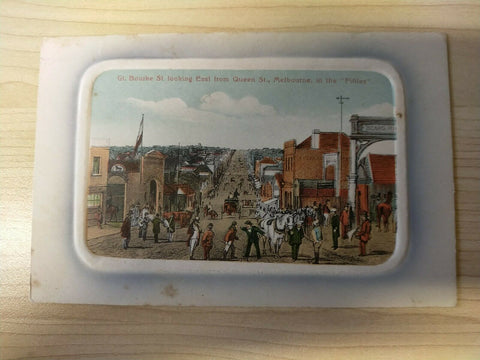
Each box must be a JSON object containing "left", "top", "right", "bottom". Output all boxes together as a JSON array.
[
  {"left": 127, "top": 97, "right": 189, "bottom": 117},
  {"left": 199, "top": 92, "right": 276, "bottom": 117},
  {"left": 125, "top": 92, "right": 278, "bottom": 130},
  {"left": 126, "top": 96, "right": 229, "bottom": 123},
  {"left": 126, "top": 92, "right": 277, "bottom": 121}
]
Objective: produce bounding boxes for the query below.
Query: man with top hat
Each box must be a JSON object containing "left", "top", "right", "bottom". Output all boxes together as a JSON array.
[
  {"left": 288, "top": 221, "right": 304, "bottom": 261},
  {"left": 241, "top": 220, "right": 264, "bottom": 260},
  {"left": 151, "top": 212, "right": 164, "bottom": 243},
  {"left": 288, "top": 221, "right": 305, "bottom": 261}
]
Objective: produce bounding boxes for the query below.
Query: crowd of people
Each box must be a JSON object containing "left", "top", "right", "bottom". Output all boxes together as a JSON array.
[{"left": 118, "top": 199, "right": 373, "bottom": 262}]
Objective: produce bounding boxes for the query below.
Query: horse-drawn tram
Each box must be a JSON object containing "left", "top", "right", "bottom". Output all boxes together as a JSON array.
[
  {"left": 221, "top": 194, "right": 258, "bottom": 219},
  {"left": 240, "top": 196, "right": 257, "bottom": 218}
]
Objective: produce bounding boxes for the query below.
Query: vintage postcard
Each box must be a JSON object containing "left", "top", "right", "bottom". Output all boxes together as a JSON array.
[
  {"left": 86, "top": 59, "right": 402, "bottom": 266},
  {"left": 32, "top": 33, "right": 455, "bottom": 306}
]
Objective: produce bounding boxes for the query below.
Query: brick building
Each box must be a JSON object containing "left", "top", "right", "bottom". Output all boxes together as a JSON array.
[
  {"left": 255, "top": 157, "right": 276, "bottom": 178},
  {"left": 281, "top": 130, "right": 350, "bottom": 209},
  {"left": 357, "top": 153, "right": 396, "bottom": 222}
]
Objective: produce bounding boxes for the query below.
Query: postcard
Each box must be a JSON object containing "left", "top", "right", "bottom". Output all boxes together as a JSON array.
[
  {"left": 31, "top": 33, "right": 455, "bottom": 306},
  {"left": 85, "top": 59, "right": 404, "bottom": 266}
]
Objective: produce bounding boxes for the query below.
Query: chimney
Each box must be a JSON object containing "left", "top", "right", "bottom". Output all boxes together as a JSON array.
[{"left": 311, "top": 129, "right": 320, "bottom": 149}]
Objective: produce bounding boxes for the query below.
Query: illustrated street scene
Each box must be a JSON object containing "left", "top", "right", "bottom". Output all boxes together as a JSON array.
[{"left": 87, "top": 68, "right": 398, "bottom": 265}]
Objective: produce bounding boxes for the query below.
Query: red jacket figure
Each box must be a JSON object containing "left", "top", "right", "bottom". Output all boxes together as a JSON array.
[
  {"left": 357, "top": 213, "right": 371, "bottom": 256},
  {"left": 201, "top": 223, "right": 215, "bottom": 260}
]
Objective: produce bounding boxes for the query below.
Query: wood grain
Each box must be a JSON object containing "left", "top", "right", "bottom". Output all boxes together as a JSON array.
[{"left": 1, "top": 1, "right": 479, "bottom": 359}]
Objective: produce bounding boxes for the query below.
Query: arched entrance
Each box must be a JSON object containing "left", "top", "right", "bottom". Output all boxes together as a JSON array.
[
  {"left": 149, "top": 179, "right": 158, "bottom": 213},
  {"left": 349, "top": 115, "right": 397, "bottom": 226}
]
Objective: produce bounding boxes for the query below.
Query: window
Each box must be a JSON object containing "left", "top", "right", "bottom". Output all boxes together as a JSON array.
[
  {"left": 92, "top": 156, "right": 100, "bottom": 175},
  {"left": 285, "top": 156, "right": 293, "bottom": 171},
  {"left": 87, "top": 193, "right": 102, "bottom": 208}
]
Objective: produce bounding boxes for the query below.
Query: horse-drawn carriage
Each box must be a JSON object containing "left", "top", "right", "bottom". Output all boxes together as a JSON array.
[{"left": 222, "top": 198, "right": 240, "bottom": 218}]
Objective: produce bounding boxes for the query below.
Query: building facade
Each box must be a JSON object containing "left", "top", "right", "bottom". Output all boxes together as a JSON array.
[
  {"left": 357, "top": 153, "right": 396, "bottom": 222},
  {"left": 281, "top": 130, "right": 350, "bottom": 209},
  {"left": 87, "top": 146, "right": 110, "bottom": 226},
  {"left": 88, "top": 148, "right": 167, "bottom": 225}
]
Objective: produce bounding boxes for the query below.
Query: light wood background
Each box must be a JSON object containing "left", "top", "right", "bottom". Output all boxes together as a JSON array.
[{"left": 1, "top": 1, "right": 479, "bottom": 359}]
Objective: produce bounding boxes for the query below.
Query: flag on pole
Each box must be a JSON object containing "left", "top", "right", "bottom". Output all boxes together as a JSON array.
[{"left": 133, "top": 114, "right": 144, "bottom": 156}]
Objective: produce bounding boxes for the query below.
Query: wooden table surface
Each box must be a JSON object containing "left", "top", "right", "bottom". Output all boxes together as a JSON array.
[{"left": 1, "top": 1, "right": 479, "bottom": 359}]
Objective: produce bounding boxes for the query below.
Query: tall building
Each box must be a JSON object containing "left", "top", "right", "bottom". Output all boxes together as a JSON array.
[{"left": 281, "top": 130, "right": 350, "bottom": 209}]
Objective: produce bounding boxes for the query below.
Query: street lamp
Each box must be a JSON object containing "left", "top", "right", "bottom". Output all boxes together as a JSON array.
[{"left": 336, "top": 96, "right": 349, "bottom": 199}]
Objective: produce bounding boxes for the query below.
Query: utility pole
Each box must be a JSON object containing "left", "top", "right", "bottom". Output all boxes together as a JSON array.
[
  {"left": 336, "top": 96, "right": 349, "bottom": 199},
  {"left": 176, "top": 142, "right": 180, "bottom": 211}
]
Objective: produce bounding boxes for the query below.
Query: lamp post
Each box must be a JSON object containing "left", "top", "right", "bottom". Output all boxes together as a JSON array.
[{"left": 336, "top": 96, "right": 349, "bottom": 198}]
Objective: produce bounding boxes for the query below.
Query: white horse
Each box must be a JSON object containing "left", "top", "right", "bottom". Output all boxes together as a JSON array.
[{"left": 259, "top": 213, "right": 294, "bottom": 257}]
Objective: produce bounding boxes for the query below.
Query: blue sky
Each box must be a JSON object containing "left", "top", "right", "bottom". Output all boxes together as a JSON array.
[{"left": 90, "top": 69, "right": 395, "bottom": 150}]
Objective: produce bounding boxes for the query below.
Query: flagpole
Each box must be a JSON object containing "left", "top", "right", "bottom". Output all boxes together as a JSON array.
[
  {"left": 141, "top": 113, "right": 144, "bottom": 157},
  {"left": 133, "top": 114, "right": 144, "bottom": 158}
]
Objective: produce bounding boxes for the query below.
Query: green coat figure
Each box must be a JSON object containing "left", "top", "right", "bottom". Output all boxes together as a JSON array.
[
  {"left": 331, "top": 210, "right": 340, "bottom": 250},
  {"left": 241, "top": 220, "right": 264, "bottom": 259},
  {"left": 288, "top": 223, "right": 304, "bottom": 261},
  {"left": 152, "top": 214, "right": 163, "bottom": 243}
]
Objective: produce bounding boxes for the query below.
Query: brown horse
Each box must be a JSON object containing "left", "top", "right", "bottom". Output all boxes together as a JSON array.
[
  {"left": 208, "top": 210, "right": 218, "bottom": 219},
  {"left": 376, "top": 202, "right": 392, "bottom": 232}
]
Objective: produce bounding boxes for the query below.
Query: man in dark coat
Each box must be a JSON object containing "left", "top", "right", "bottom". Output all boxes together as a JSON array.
[
  {"left": 330, "top": 209, "right": 340, "bottom": 250},
  {"left": 241, "top": 220, "right": 264, "bottom": 260},
  {"left": 288, "top": 222, "right": 304, "bottom": 261},
  {"left": 152, "top": 213, "right": 163, "bottom": 243},
  {"left": 120, "top": 214, "right": 131, "bottom": 249}
]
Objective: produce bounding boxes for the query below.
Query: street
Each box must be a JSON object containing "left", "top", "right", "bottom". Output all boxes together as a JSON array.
[{"left": 87, "top": 150, "right": 396, "bottom": 265}]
